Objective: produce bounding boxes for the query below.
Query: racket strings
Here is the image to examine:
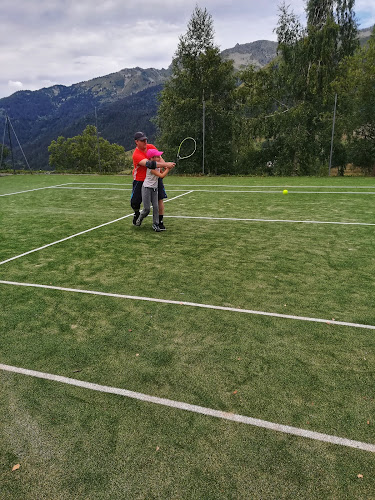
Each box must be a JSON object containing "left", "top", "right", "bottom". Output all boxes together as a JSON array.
[{"left": 177, "top": 137, "right": 197, "bottom": 160}]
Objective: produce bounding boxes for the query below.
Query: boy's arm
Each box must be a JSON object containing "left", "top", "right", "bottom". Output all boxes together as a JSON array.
[
  {"left": 150, "top": 167, "right": 170, "bottom": 179},
  {"left": 158, "top": 158, "right": 175, "bottom": 170}
]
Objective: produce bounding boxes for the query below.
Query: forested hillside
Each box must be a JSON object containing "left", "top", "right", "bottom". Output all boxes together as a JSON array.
[
  {"left": 0, "top": 40, "right": 276, "bottom": 170},
  {"left": 0, "top": 23, "right": 373, "bottom": 172}
]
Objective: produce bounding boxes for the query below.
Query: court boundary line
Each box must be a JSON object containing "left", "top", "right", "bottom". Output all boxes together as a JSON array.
[
  {"left": 46, "top": 186, "right": 375, "bottom": 195},
  {"left": 0, "top": 191, "right": 193, "bottom": 266},
  {"left": 166, "top": 215, "right": 375, "bottom": 226},
  {"left": 1, "top": 362, "right": 374, "bottom": 453},
  {"left": 1, "top": 280, "right": 374, "bottom": 330},
  {"left": 183, "top": 189, "right": 375, "bottom": 195},
  {"left": 0, "top": 183, "right": 71, "bottom": 197},
  {"left": 62, "top": 182, "right": 375, "bottom": 189}
]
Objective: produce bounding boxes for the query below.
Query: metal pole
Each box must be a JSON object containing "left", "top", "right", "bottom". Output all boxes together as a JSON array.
[
  {"left": 7, "top": 115, "right": 32, "bottom": 172},
  {"left": 6, "top": 115, "right": 15, "bottom": 174},
  {"left": 95, "top": 107, "right": 101, "bottom": 173},
  {"left": 0, "top": 116, "right": 6, "bottom": 169},
  {"left": 328, "top": 93, "right": 337, "bottom": 176},
  {"left": 202, "top": 98, "right": 205, "bottom": 175}
]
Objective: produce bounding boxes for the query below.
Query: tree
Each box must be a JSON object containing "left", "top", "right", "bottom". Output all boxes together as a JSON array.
[
  {"left": 0, "top": 144, "right": 10, "bottom": 168},
  {"left": 48, "top": 125, "right": 131, "bottom": 173},
  {"left": 334, "top": 26, "right": 375, "bottom": 174},
  {"left": 156, "top": 6, "right": 236, "bottom": 174},
  {"left": 235, "top": 0, "right": 358, "bottom": 175}
]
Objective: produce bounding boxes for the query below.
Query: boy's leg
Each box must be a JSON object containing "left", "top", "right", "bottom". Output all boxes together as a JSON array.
[
  {"left": 151, "top": 189, "right": 159, "bottom": 225},
  {"left": 136, "top": 186, "right": 151, "bottom": 226},
  {"left": 158, "top": 178, "right": 167, "bottom": 230}
]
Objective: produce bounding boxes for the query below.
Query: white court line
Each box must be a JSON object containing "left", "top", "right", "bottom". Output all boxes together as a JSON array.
[
  {"left": 64, "top": 182, "right": 375, "bottom": 189},
  {"left": 55, "top": 187, "right": 133, "bottom": 191},
  {"left": 186, "top": 189, "right": 375, "bottom": 195},
  {"left": 1, "top": 362, "right": 374, "bottom": 452},
  {"left": 53, "top": 186, "right": 190, "bottom": 192},
  {"left": 166, "top": 215, "right": 375, "bottom": 226},
  {"left": 0, "top": 190, "right": 193, "bottom": 266},
  {"left": 0, "top": 214, "right": 133, "bottom": 266},
  {"left": 1, "top": 280, "right": 374, "bottom": 331},
  {"left": 46, "top": 186, "right": 375, "bottom": 195},
  {"left": 4, "top": 183, "right": 373, "bottom": 196},
  {"left": 0, "top": 183, "right": 70, "bottom": 197}
]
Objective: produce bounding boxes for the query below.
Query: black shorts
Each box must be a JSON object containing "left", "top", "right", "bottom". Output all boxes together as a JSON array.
[
  {"left": 131, "top": 179, "right": 167, "bottom": 211},
  {"left": 158, "top": 178, "right": 167, "bottom": 200}
]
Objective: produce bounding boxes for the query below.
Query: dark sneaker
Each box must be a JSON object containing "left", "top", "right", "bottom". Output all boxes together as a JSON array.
[
  {"left": 133, "top": 214, "right": 139, "bottom": 226},
  {"left": 159, "top": 221, "right": 166, "bottom": 231},
  {"left": 152, "top": 223, "right": 161, "bottom": 232},
  {"left": 135, "top": 216, "right": 143, "bottom": 227}
]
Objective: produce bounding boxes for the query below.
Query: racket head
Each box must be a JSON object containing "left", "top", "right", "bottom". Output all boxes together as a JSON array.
[{"left": 176, "top": 137, "right": 197, "bottom": 161}]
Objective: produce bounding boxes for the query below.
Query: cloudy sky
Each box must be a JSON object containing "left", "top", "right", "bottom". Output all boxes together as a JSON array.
[{"left": 1, "top": 0, "right": 374, "bottom": 99}]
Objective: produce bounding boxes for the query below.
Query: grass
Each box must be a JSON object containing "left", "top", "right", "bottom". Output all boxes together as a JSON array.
[{"left": 1, "top": 174, "right": 375, "bottom": 499}]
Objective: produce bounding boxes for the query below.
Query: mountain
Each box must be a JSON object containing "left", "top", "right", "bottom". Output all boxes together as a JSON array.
[
  {"left": 358, "top": 25, "right": 374, "bottom": 45},
  {"left": 0, "top": 30, "right": 372, "bottom": 170},
  {"left": 221, "top": 40, "right": 277, "bottom": 70}
]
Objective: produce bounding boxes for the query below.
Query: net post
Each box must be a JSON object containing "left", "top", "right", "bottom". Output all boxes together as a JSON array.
[
  {"left": 328, "top": 93, "right": 337, "bottom": 177},
  {"left": 202, "top": 97, "right": 205, "bottom": 175}
]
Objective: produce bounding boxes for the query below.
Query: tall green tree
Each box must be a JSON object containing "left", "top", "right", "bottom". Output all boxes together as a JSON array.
[
  {"left": 334, "top": 26, "right": 375, "bottom": 173},
  {"left": 48, "top": 125, "right": 130, "bottom": 173},
  {"left": 156, "top": 6, "right": 236, "bottom": 174},
  {"left": 235, "top": 0, "right": 358, "bottom": 175},
  {"left": 0, "top": 144, "right": 10, "bottom": 168}
]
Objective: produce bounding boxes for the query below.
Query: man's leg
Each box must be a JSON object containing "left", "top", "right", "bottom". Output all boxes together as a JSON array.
[{"left": 131, "top": 180, "right": 143, "bottom": 225}]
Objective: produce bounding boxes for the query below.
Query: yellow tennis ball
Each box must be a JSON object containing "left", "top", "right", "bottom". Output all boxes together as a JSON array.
[{"left": 283, "top": 189, "right": 288, "bottom": 195}]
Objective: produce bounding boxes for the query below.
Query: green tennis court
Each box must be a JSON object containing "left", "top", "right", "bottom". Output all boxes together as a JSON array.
[{"left": 1, "top": 174, "right": 374, "bottom": 499}]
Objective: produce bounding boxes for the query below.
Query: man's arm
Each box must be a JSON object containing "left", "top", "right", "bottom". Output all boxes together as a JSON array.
[{"left": 139, "top": 159, "right": 175, "bottom": 169}]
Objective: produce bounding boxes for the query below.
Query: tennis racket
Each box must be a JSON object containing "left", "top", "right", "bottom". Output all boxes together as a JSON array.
[{"left": 176, "top": 137, "right": 197, "bottom": 165}]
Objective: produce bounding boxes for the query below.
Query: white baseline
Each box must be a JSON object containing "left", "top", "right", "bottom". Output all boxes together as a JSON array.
[{"left": 0, "top": 363, "right": 374, "bottom": 453}]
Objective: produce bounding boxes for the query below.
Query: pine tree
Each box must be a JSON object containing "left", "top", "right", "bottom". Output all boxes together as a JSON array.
[{"left": 156, "top": 6, "right": 235, "bottom": 174}]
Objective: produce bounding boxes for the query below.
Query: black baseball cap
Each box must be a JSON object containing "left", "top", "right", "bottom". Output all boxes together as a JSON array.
[{"left": 134, "top": 131, "right": 147, "bottom": 141}]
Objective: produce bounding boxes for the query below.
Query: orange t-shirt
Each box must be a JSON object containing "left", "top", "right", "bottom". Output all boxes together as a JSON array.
[{"left": 132, "top": 144, "right": 156, "bottom": 181}]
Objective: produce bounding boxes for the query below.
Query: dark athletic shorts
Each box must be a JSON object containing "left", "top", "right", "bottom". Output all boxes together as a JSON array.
[
  {"left": 158, "top": 178, "right": 167, "bottom": 200},
  {"left": 131, "top": 179, "right": 167, "bottom": 211}
]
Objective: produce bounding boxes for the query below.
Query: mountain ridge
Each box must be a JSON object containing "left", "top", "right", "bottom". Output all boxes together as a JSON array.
[{"left": 0, "top": 28, "right": 373, "bottom": 169}]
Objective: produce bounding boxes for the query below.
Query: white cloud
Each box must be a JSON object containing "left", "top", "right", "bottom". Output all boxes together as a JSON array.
[{"left": 8, "top": 80, "right": 23, "bottom": 91}]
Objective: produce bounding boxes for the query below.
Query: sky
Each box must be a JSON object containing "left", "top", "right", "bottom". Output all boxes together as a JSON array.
[{"left": 0, "top": 0, "right": 374, "bottom": 99}]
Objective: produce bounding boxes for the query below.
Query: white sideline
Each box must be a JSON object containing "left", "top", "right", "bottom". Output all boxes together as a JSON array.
[
  {"left": 166, "top": 215, "right": 375, "bottom": 226},
  {"left": 0, "top": 183, "right": 71, "bottom": 197},
  {"left": 1, "top": 280, "right": 374, "bottom": 330},
  {"left": 1, "top": 362, "right": 374, "bottom": 452},
  {"left": 0, "top": 191, "right": 193, "bottom": 266}
]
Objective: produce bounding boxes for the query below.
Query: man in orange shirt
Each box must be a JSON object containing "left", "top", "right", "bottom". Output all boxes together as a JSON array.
[{"left": 131, "top": 131, "right": 175, "bottom": 229}]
